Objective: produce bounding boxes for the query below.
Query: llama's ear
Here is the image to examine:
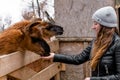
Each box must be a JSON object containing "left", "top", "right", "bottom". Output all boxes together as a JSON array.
[
  {"left": 21, "top": 21, "right": 40, "bottom": 34},
  {"left": 26, "top": 21, "right": 40, "bottom": 31}
]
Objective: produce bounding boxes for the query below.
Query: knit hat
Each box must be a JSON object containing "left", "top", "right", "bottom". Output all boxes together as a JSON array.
[{"left": 92, "top": 6, "right": 118, "bottom": 27}]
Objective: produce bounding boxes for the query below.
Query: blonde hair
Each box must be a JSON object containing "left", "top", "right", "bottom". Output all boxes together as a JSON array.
[{"left": 90, "top": 26, "right": 117, "bottom": 71}]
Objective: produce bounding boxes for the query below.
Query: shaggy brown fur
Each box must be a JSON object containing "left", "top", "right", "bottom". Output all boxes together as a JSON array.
[{"left": 0, "top": 18, "right": 63, "bottom": 56}]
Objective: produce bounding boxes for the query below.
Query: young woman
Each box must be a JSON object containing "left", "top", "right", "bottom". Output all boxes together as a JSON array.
[{"left": 41, "top": 6, "right": 120, "bottom": 80}]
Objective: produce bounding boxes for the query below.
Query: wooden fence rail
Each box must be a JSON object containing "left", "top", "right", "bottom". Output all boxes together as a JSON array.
[
  {"left": 0, "top": 40, "right": 62, "bottom": 80},
  {"left": 0, "top": 51, "right": 62, "bottom": 80}
]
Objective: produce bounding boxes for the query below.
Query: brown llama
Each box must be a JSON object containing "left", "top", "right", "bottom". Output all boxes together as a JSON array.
[{"left": 0, "top": 18, "right": 63, "bottom": 56}]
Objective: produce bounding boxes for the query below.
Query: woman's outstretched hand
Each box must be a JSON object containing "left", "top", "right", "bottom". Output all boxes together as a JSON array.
[{"left": 41, "top": 53, "right": 55, "bottom": 61}]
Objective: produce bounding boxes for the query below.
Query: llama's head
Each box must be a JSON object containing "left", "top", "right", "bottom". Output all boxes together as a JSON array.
[{"left": 22, "top": 18, "right": 64, "bottom": 56}]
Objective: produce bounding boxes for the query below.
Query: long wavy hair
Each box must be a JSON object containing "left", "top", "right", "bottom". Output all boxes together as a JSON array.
[{"left": 90, "top": 25, "right": 119, "bottom": 71}]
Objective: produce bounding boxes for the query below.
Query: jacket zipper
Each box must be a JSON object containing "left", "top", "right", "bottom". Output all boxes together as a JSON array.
[
  {"left": 105, "top": 65, "right": 109, "bottom": 80},
  {"left": 105, "top": 65, "right": 109, "bottom": 75}
]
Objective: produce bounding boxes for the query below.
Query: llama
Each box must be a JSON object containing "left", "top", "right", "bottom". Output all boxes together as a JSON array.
[{"left": 0, "top": 18, "right": 63, "bottom": 56}]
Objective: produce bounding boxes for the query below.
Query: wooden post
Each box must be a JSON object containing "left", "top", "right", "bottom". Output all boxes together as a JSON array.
[
  {"left": 83, "top": 42, "right": 90, "bottom": 78},
  {"left": 60, "top": 63, "right": 66, "bottom": 71},
  {"left": 54, "top": 72, "right": 60, "bottom": 80}
]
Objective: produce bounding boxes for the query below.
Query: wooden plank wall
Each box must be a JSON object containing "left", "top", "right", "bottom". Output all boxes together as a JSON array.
[{"left": 58, "top": 38, "right": 92, "bottom": 80}]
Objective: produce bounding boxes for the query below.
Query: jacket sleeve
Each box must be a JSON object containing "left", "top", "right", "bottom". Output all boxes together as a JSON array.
[
  {"left": 53, "top": 41, "right": 92, "bottom": 65},
  {"left": 90, "top": 40, "right": 120, "bottom": 80}
]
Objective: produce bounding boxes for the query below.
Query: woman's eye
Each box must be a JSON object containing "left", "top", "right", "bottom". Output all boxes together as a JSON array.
[{"left": 94, "top": 22, "right": 98, "bottom": 25}]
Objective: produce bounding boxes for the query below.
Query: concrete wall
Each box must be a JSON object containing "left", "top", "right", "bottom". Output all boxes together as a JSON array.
[
  {"left": 55, "top": 0, "right": 114, "bottom": 38},
  {"left": 55, "top": 0, "right": 114, "bottom": 80}
]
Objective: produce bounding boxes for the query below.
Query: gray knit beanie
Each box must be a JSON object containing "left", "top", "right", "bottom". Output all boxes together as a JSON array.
[{"left": 92, "top": 6, "right": 117, "bottom": 27}]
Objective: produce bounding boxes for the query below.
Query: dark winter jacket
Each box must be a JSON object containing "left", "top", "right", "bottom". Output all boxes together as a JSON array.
[{"left": 53, "top": 33, "right": 120, "bottom": 80}]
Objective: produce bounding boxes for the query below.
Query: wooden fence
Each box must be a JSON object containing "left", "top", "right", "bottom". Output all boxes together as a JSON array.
[
  {"left": 0, "top": 38, "right": 93, "bottom": 80},
  {"left": 0, "top": 40, "right": 63, "bottom": 80}
]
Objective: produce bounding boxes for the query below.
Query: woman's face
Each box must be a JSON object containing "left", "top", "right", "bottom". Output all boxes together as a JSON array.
[{"left": 92, "top": 21, "right": 101, "bottom": 34}]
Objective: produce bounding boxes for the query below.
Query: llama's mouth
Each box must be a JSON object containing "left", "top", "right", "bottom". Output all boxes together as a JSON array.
[
  {"left": 50, "top": 36, "right": 57, "bottom": 41},
  {"left": 38, "top": 39, "right": 50, "bottom": 57},
  {"left": 56, "top": 30, "right": 64, "bottom": 35},
  {"left": 53, "top": 27, "right": 64, "bottom": 35}
]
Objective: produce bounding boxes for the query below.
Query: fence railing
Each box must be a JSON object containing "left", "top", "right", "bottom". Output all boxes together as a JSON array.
[{"left": 0, "top": 40, "right": 63, "bottom": 80}]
